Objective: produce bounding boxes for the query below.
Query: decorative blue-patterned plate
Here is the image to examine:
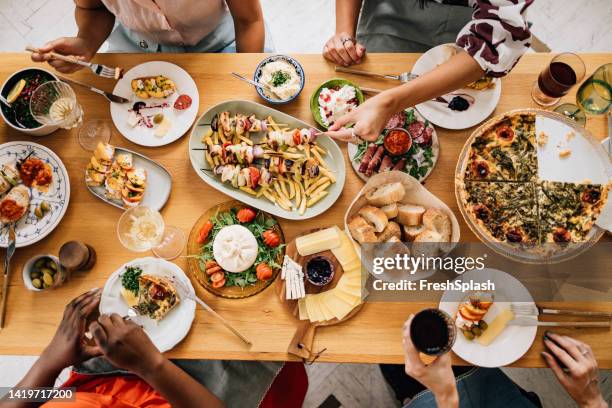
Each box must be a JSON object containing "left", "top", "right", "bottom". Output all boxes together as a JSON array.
[{"left": 0, "top": 142, "right": 70, "bottom": 248}]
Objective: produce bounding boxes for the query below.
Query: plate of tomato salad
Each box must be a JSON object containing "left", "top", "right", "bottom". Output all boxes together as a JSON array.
[{"left": 187, "top": 200, "right": 285, "bottom": 299}]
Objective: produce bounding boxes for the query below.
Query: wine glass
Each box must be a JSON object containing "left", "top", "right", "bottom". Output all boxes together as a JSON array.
[
  {"left": 29, "top": 81, "right": 83, "bottom": 129},
  {"left": 532, "top": 53, "right": 586, "bottom": 107},
  {"left": 78, "top": 119, "right": 112, "bottom": 151},
  {"left": 555, "top": 63, "right": 611, "bottom": 125},
  {"left": 117, "top": 206, "right": 186, "bottom": 260}
]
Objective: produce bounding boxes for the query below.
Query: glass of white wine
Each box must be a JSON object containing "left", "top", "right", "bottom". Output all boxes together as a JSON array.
[
  {"left": 117, "top": 206, "right": 186, "bottom": 260},
  {"left": 29, "top": 81, "right": 83, "bottom": 129}
]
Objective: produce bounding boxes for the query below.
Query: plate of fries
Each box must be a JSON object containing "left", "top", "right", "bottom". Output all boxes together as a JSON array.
[{"left": 188, "top": 100, "right": 346, "bottom": 220}]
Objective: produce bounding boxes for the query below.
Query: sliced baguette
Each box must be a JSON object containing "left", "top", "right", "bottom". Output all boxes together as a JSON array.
[
  {"left": 380, "top": 203, "right": 398, "bottom": 219},
  {"left": 365, "top": 182, "right": 405, "bottom": 207},
  {"left": 377, "top": 221, "right": 401, "bottom": 242},
  {"left": 402, "top": 224, "right": 425, "bottom": 242},
  {"left": 422, "top": 209, "right": 451, "bottom": 241},
  {"left": 358, "top": 205, "right": 388, "bottom": 233},
  {"left": 396, "top": 204, "right": 426, "bottom": 226},
  {"left": 351, "top": 225, "right": 378, "bottom": 244}
]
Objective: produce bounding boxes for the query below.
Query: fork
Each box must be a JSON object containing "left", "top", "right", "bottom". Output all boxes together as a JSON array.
[
  {"left": 511, "top": 303, "right": 612, "bottom": 318},
  {"left": 173, "top": 278, "right": 252, "bottom": 346},
  {"left": 26, "top": 46, "right": 123, "bottom": 80},
  {"left": 0, "top": 224, "right": 16, "bottom": 329},
  {"left": 335, "top": 66, "right": 419, "bottom": 82}
]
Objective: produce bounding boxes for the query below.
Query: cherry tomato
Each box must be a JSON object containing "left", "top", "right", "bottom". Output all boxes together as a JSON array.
[
  {"left": 248, "top": 167, "right": 261, "bottom": 188},
  {"left": 237, "top": 208, "right": 257, "bottom": 223},
  {"left": 197, "top": 220, "right": 214, "bottom": 244},
  {"left": 262, "top": 229, "right": 280, "bottom": 247},
  {"left": 210, "top": 271, "right": 225, "bottom": 283},
  {"left": 256, "top": 263, "right": 273, "bottom": 280},
  {"left": 212, "top": 278, "right": 226, "bottom": 288}
]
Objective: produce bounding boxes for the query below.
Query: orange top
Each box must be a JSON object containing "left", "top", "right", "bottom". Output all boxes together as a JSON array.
[{"left": 42, "top": 372, "right": 170, "bottom": 408}]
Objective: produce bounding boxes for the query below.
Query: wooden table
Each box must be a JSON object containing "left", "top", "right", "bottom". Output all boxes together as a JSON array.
[{"left": 0, "top": 53, "right": 611, "bottom": 368}]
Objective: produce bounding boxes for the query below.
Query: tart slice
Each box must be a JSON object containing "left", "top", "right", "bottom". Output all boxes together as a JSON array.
[{"left": 133, "top": 275, "right": 180, "bottom": 321}]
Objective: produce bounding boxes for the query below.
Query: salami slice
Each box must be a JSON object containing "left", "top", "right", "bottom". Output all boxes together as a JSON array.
[
  {"left": 414, "top": 126, "right": 433, "bottom": 146},
  {"left": 385, "top": 111, "right": 406, "bottom": 129}
]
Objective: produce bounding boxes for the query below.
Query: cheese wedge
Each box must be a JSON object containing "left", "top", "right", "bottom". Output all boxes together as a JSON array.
[
  {"left": 298, "top": 298, "right": 309, "bottom": 321},
  {"left": 305, "top": 295, "right": 326, "bottom": 322},
  {"left": 321, "top": 291, "right": 355, "bottom": 321},
  {"left": 296, "top": 226, "right": 342, "bottom": 256},
  {"left": 317, "top": 296, "right": 336, "bottom": 321},
  {"left": 477, "top": 308, "right": 514, "bottom": 346},
  {"left": 331, "top": 232, "right": 359, "bottom": 266}
]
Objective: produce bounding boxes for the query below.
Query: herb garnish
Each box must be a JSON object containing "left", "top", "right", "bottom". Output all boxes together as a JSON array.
[
  {"left": 121, "top": 266, "right": 143, "bottom": 295},
  {"left": 271, "top": 70, "right": 291, "bottom": 87}
]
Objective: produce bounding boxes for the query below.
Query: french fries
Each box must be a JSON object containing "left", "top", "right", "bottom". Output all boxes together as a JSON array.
[{"left": 201, "top": 111, "right": 338, "bottom": 215}]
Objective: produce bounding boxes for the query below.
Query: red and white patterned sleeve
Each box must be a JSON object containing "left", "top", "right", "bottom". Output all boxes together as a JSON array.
[{"left": 457, "top": 0, "right": 534, "bottom": 77}]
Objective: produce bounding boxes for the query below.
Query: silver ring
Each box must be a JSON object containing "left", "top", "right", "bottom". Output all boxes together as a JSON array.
[
  {"left": 341, "top": 36, "right": 355, "bottom": 46},
  {"left": 350, "top": 128, "right": 361, "bottom": 143}
]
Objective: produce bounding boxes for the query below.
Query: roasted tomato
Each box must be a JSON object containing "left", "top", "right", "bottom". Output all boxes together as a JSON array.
[
  {"left": 292, "top": 129, "right": 302, "bottom": 146},
  {"left": 496, "top": 125, "right": 514, "bottom": 142},
  {"left": 552, "top": 227, "right": 571, "bottom": 243},
  {"left": 471, "top": 161, "right": 490, "bottom": 178},
  {"left": 196, "top": 220, "right": 214, "bottom": 244},
  {"left": 210, "top": 271, "right": 225, "bottom": 283},
  {"left": 237, "top": 207, "right": 257, "bottom": 223},
  {"left": 262, "top": 229, "right": 281, "bottom": 247},
  {"left": 212, "top": 278, "right": 226, "bottom": 288},
  {"left": 581, "top": 188, "right": 601, "bottom": 205},
  {"left": 149, "top": 283, "right": 168, "bottom": 301},
  {"left": 205, "top": 260, "right": 222, "bottom": 275},
  {"left": 173, "top": 94, "right": 192, "bottom": 110},
  {"left": 256, "top": 263, "right": 273, "bottom": 280},
  {"left": 472, "top": 204, "right": 490, "bottom": 222},
  {"left": 248, "top": 167, "right": 261, "bottom": 189},
  {"left": 505, "top": 227, "right": 524, "bottom": 243}
]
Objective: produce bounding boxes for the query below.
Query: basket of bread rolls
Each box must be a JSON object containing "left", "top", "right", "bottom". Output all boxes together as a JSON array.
[{"left": 344, "top": 171, "right": 460, "bottom": 257}]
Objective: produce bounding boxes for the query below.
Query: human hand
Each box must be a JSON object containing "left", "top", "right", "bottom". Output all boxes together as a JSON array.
[
  {"left": 402, "top": 315, "right": 459, "bottom": 408},
  {"left": 325, "top": 91, "right": 396, "bottom": 142},
  {"left": 323, "top": 32, "right": 366, "bottom": 67},
  {"left": 30, "top": 37, "right": 97, "bottom": 74},
  {"left": 40, "top": 288, "right": 103, "bottom": 371},
  {"left": 89, "top": 313, "right": 165, "bottom": 375},
  {"left": 542, "top": 332, "right": 608, "bottom": 408}
]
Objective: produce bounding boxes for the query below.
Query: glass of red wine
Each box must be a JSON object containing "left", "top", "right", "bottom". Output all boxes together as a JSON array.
[
  {"left": 532, "top": 53, "right": 586, "bottom": 107},
  {"left": 410, "top": 308, "right": 457, "bottom": 357}
]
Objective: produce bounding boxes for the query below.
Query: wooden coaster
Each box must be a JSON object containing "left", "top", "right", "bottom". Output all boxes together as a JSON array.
[
  {"left": 80, "top": 245, "right": 97, "bottom": 271},
  {"left": 59, "top": 241, "right": 90, "bottom": 271}
]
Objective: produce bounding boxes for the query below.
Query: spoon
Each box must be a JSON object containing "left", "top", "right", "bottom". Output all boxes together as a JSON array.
[
  {"left": 0, "top": 95, "right": 11, "bottom": 108},
  {"left": 230, "top": 72, "right": 282, "bottom": 100}
]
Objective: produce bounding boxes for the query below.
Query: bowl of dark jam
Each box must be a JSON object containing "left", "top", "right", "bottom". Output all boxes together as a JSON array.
[{"left": 305, "top": 255, "right": 335, "bottom": 286}]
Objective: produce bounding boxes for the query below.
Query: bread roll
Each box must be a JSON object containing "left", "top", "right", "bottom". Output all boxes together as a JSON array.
[
  {"left": 377, "top": 221, "right": 401, "bottom": 242},
  {"left": 422, "top": 209, "right": 451, "bottom": 241},
  {"left": 365, "top": 182, "right": 405, "bottom": 207},
  {"left": 396, "top": 204, "right": 426, "bottom": 226},
  {"left": 358, "top": 205, "right": 388, "bottom": 233},
  {"left": 414, "top": 229, "right": 444, "bottom": 243},
  {"left": 413, "top": 229, "right": 444, "bottom": 258},
  {"left": 380, "top": 203, "right": 398, "bottom": 218},
  {"left": 385, "top": 236, "right": 402, "bottom": 243},
  {"left": 402, "top": 225, "right": 425, "bottom": 242},
  {"left": 348, "top": 215, "right": 370, "bottom": 230}
]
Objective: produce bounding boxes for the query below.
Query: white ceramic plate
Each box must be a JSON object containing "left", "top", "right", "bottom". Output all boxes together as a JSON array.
[
  {"left": 189, "top": 100, "right": 346, "bottom": 220},
  {"left": 0, "top": 142, "right": 70, "bottom": 248},
  {"left": 347, "top": 108, "right": 439, "bottom": 182},
  {"left": 100, "top": 257, "right": 196, "bottom": 353},
  {"left": 110, "top": 61, "right": 199, "bottom": 147},
  {"left": 439, "top": 268, "right": 537, "bottom": 367},
  {"left": 85, "top": 147, "right": 172, "bottom": 211},
  {"left": 412, "top": 44, "right": 502, "bottom": 130}
]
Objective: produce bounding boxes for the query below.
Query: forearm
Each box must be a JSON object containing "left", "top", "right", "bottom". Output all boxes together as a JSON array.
[
  {"left": 140, "top": 359, "right": 224, "bottom": 408},
  {"left": 434, "top": 388, "right": 459, "bottom": 408},
  {"left": 0, "top": 354, "right": 64, "bottom": 408},
  {"left": 383, "top": 52, "right": 485, "bottom": 113},
  {"left": 336, "top": 0, "right": 363, "bottom": 36},
  {"left": 74, "top": 2, "right": 115, "bottom": 53},
  {"left": 234, "top": 20, "right": 265, "bottom": 52}
]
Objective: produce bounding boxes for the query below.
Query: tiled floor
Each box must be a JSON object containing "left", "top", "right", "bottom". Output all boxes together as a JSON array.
[{"left": 1, "top": 1, "right": 612, "bottom": 407}]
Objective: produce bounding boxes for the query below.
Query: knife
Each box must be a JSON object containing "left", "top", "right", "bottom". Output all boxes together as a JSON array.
[
  {"left": 57, "top": 75, "right": 130, "bottom": 104},
  {"left": 508, "top": 317, "right": 610, "bottom": 328},
  {"left": 0, "top": 223, "right": 16, "bottom": 329}
]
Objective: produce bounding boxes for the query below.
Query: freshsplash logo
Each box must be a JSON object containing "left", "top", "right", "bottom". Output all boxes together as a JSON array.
[{"left": 372, "top": 253, "right": 487, "bottom": 275}]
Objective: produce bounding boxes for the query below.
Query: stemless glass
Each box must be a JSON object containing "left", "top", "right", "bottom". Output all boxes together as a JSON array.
[
  {"left": 29, "top": 81, "right": 83, "bottom": 129},
  {"left": 117, "top": 206, "right": 186, "bottom": 260},
  {"left": 532, "top": 53, "right": 586, "bottom": 107},
  {"left": 78, "top": 119, "right": 112, "bottom": 151},
  {"left": 410, "top": 308, "right": 457, "bottom": 357}
]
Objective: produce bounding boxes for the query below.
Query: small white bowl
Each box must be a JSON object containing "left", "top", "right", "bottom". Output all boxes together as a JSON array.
[
  {"left": 22, "top": 254, "right": 66, "bottom": 291},
  {"left": 0, "top": 67, "right": 60, "bottom": 136}
]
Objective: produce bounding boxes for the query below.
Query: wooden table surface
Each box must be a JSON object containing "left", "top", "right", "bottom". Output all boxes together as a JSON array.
[{"left": 0, "top": 53, "right": 611, "bottom": 368}]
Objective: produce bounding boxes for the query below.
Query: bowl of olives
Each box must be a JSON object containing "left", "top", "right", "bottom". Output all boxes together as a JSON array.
[{"left": 22, "top": 255, "right": 66, "bottom": 291}]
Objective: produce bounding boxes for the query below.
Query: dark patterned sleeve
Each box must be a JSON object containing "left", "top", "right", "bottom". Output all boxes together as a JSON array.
[{"left": 456, "top": 0, "right": 534, "bottom": 77}]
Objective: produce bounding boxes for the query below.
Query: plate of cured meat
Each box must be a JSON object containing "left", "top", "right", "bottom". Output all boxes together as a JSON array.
[{"left": 347, "top": 108, "right": 439, "bottom": 182}]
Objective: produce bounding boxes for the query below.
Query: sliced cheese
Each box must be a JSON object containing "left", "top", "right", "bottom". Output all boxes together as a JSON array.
[
  {"left": 477, "top": 308, "right": 514, "bottom": 346},
  {"left": 322, "top": 291, "right": 355, "bottom": 321},
  {"left": 317, "top": 296, "right": 336, "bottom": 321},
  {"left": 336, "top": 280, "right": 363, "bottom": 298},
  {"left": 342, "top": 259, "right": 362, "bottom": 274},
  {"left": 305, "top": 295, "right": 326, "bottom": 322},
  {"left": 331, "top": 232, "right": 359, "bottom": 266},
  {"left": 333, "top": 287, "right": 362, "bottom": 306},
  {"left": 296, "top": 226, "right": 342, "bottom": 256},
  {"left": 298, "top": 298, "right": 309, "bottom": 320}
]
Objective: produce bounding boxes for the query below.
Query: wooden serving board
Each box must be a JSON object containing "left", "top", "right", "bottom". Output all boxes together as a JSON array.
[{"left": 276, "top": 228, "right": 363, "bottom": 360}]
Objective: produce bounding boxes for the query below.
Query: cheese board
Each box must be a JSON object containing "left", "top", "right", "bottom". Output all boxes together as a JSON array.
[{"left": 276, "top": 226, "right": 365, "bottom": 360}]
